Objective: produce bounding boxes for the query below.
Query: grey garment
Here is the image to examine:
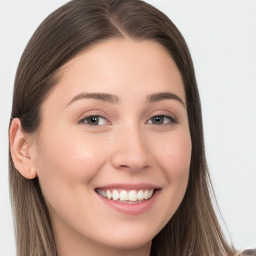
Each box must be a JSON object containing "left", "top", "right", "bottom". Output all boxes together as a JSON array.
[{"left": 239, "top": 248, "right": 256, "bottom": 256}]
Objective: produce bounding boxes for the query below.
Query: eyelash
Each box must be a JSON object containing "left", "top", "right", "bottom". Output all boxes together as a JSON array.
[
  {"left": 79, "top": 115, "right": 110, "bottom": 126},
  {"left": 79, "top": 114, "right": 177, "bottom": 126},
  {"left": 146, "top": 115, "right": 177, "bottom": 125}
]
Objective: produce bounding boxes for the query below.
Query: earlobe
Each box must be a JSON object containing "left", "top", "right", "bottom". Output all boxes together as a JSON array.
[{"left": 9, "top": 118, "right": 37, "bottom": 179}]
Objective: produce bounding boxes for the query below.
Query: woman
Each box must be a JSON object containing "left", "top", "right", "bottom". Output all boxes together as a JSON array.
[{"left": 8, "top": 0, "right": 240, "bottom": 255}]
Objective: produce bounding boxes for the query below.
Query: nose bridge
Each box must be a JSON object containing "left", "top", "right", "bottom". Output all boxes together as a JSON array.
[{"left": 111, "top": 122, "right": 150, "bottom": 171}]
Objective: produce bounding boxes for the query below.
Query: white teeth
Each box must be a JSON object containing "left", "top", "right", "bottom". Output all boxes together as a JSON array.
[
  {"left": 106, "top": 190, "right": 112, "bottom": 199},
  {"left": 120, "top": 190, "right": 128, "bottom": 201},
  {"left": 144, "top": 190, "right": 149, "bottom": 200},
  {"left": 97, "top": 189, "right": 155, "bottom": 201},
  {"left": 112, "top": 190, "right": 119, "bottom": 201},
  {"left": 128, "top": 190, "right": 137, "bottom": 201},
  {"left": 137, "top": 190, "right": 144, "bottom": 200},
  {"left": 148, "top": 189, "right": 153, "bottom": 198}
]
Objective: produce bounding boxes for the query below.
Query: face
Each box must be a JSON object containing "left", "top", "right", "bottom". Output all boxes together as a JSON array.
[{"left": 31, "top": 39, "right": 191, "bottom": 254}]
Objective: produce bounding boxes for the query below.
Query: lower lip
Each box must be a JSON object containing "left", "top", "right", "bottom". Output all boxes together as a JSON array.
[{"left": 95, "top": 190, "right": 160, "bottom": 215}]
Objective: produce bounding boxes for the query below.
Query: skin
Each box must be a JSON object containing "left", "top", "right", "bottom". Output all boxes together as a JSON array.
[{"left": 10, "top": 39, "right": 192, "bottom": 256}]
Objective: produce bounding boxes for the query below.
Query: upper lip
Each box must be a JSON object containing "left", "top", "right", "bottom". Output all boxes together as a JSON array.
[{"left": 95, "top": 183, "right": 161, "bottom": 190}]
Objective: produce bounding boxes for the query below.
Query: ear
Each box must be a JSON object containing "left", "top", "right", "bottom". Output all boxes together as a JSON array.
[{"left": 9, "top": 118, "right": 37, "bottom": 179}]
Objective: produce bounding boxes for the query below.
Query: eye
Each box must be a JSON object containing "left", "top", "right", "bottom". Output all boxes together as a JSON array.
[
  {"left": 146, "top": 115, "right": 176, "bottom": 125},
  {"left": 80, "top": 115, "right": 109, "bottom": 126}
]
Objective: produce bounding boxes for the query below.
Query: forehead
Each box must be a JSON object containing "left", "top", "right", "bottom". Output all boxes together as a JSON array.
[{"left": 44, "top": 39, "right": 185, "bottom": 107}]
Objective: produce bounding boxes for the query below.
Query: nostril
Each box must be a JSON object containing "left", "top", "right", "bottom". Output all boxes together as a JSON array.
[
  {"left": 120, "top": 165, "right": 129, "bottom": 168},
  {"left": 117, "top": 163, "right": 150, "bottom": 172}
]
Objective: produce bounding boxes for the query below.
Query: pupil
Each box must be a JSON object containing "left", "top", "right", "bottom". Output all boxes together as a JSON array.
[
  {"left": 154, "top": 116, "right": 163, "bottom": 124},
  {"left": 89, "top": 116, "right": 99, "bottom": 124}
]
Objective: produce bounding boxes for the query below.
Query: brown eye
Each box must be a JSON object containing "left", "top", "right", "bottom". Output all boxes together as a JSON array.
[
  {"left": 81, "top": 115, "right": 109, "bottom": 125},
  {"left": 147, "top": 115, "right": 176, "bottom": 125},
  {"left": 152, "top": 116, "right": 165, "bottom": 124}
]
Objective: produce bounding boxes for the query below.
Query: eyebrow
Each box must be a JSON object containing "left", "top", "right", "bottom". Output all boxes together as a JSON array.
[
  {"left": 66, "top": 91, "right": 185, "bottom": 107},
  {"left": 146, "top": 92, "right": 186, "bottom": 107},
  {"left": 66, "top": 92, "right": 120, "bottom": 107}
]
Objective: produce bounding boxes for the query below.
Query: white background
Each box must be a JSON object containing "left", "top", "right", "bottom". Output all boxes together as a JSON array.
[{"left": 0, "top": 0, "right": 255, "bottom": 255}]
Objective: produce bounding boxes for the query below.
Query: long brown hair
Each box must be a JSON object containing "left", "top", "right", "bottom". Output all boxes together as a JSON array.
[{"left": 9, "top": 0, "right": 236, "bottom": 255}]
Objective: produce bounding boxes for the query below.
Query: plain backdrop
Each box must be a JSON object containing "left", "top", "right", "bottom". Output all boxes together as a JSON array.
[{"left": 0, "top": 0, "right": 255, "bottom": 255}]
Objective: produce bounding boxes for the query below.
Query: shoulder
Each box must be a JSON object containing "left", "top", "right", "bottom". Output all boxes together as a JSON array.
[{"left": 237, "top": 248, "right": 256, "bottom": 256}]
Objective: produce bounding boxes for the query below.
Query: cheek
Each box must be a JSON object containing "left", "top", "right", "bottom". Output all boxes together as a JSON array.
[
  {"left": 153, "top": 129, "right": 191, "bottom": 201},
  {"left": 154, "top": 129, "right": 191, "bottom": 179},
  {"left": 34, "top": 129, "right": 107, "bottom": 205},
  {"left": 146, "top": 129, "right": 191, "bottom": 229}
]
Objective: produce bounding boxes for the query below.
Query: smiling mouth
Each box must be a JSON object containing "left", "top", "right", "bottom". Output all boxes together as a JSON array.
[{"left": 95, "top": 188, "right": 155, "bottom": 203}]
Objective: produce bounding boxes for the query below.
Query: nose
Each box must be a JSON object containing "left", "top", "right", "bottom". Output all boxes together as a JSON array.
[{"left": 110, "top": 125, "right": 151, "bottom": 172}]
